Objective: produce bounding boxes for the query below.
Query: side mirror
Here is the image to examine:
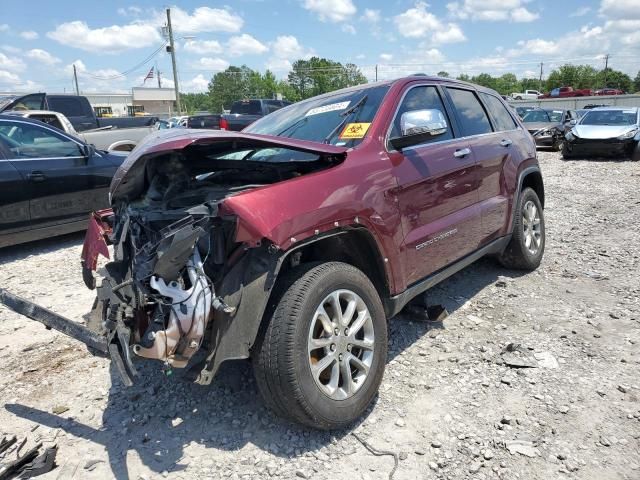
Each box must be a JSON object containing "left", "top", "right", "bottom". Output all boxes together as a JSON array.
[
  {"left": 569, "top": 119, "right": 577, "bottom": 126},
  {"left": 82, "top": 143, "right": 96, "bottom": 158},
  {"left": 390, "top": 108, "right": 448, "bottom": 151}
]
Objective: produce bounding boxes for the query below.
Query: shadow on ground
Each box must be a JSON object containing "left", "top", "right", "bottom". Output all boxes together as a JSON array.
[
  {"left": 6, "top": 256, "right": 527, "bottom": 479},
  {"left": 0, "top": 231, "right": 85, "bottom": 264}
]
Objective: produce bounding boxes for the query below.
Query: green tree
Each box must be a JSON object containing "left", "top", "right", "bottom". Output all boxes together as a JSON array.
[
  {"left": 181, "top": 92, "right": 210, "bottom": 114},
  {"left": 456, "top": 73, "right": 470, "bottom": 82},
  {"left": 437, "top": 71, "right": 450, "bottom": 78},
  {"left": 545, "top": 64, "right": 598, "bottom": 90},
  {"left": 634, "top": 71, "right": 640, "bottom": 93},
  {"left": 287, "top": 57, "right": 367, "bottom": 100},
  {"left": 595, "top": 68, "right": 632, "bottom": 92},
  {"left": 471, "top": 73, "right": 497, "bottom": 90}
]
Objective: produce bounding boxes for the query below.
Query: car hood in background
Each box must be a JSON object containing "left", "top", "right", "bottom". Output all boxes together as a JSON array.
[
  {"left": 573, "top": 125, "right": 637, "bottom": 140},
  {"left": 109, "top": 129, "right": 349, "bottom": 202},
  {"left": 524, "top": 122, "right": 562, "bottom": 133}
]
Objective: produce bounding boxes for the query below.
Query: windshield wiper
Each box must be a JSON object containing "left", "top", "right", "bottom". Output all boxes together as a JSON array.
[
  {"left": 323, "top": 95, "right": 368, "bottom": 144},
  {"left": 277, "top": 116, "right": 308, "bottom": 137}
]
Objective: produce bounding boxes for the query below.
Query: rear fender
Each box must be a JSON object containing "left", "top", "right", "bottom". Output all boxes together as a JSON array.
[{"left": 81, "top": 209, "right": 114, "bottom": 289}]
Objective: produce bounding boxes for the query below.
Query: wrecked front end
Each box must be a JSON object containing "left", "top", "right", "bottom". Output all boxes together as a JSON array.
[{"left": 80, "top": 131, "right": 347, "bottom": 386}]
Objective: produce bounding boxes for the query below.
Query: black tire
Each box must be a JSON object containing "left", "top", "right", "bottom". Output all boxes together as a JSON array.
[
  {"left": 631, "top": 141, "right": 640, "bottom": 161},
  {"left": 499, "top": 187, "right": 545, "bottom": 270},
  {"left": 253, "top": 262, "right": 387, "bottom": 430},
  {"left": 561, "top": 142, "right": 573, "bottom": 159}
]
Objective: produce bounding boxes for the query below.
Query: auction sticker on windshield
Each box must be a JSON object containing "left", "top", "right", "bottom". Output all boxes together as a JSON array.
[
  {"left": 340, "top": 122, "right": 371, "bottom": 139},
  {"left": 305, "top": 101, "right": 350, "bottom": 117}
]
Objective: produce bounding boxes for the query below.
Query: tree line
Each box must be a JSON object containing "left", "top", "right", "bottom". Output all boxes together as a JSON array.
[{"left": 182, "top": 60, "right": 640, "bottom": 114}]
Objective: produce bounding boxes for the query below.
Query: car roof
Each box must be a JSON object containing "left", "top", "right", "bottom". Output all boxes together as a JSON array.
[{"left": 0, "top": 113, "right": 57, "bottom": 126}]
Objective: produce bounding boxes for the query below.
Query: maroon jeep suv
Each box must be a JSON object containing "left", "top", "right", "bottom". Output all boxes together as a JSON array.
[{"left": 4, "top": 76, "right": 545, "bottom": 430}]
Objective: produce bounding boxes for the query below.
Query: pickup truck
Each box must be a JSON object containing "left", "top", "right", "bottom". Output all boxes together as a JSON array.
[
  {"left": 510, "top": 90, "right": 542, "bottom": 100},
  {"left": 0, "top": 76, "right": 545, "bottom": 430},
  {"left": 220, "top": 99, "right": 291, "bottom": 131},
  {"left": 0, "top": 93, "right": 158, "bottom": 132},
  {"left": 6, "top": 110, "right": 155, "bottom": 152},
  {"left": 538, "top": 87, "right": 593, "bottom": 99}
]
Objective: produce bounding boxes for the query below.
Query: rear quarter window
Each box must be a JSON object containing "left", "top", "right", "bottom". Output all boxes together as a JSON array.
[
  {"left": 446, "top": 88, "right": 493, "bottom": 137},
  {"left": 47, "top": 97, "right": 88, "bottom": 117},
  {"left": 480, "top": 93, "right": 517, "bottom": 131}
]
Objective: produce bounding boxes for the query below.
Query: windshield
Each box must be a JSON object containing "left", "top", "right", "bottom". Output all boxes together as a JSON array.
[
  {"left": 580, "top": 110, "right": 638, "bottom": 126},
  {"left": 522, "top": 109, "right": 563, "bottom": 123},
  {"left": 245, "top": 85, "right": 390, "bottom": 146}
]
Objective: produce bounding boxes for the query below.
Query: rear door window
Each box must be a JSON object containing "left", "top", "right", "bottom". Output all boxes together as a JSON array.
[
  {"left": 446, "top": 88, "right": 493, "bottom": 137},
  {"left": 231, "top": 100, "right": 262, "bottom": 115},
  {"left": 479, "top": 93, "right": 517, "bottom": 131}
]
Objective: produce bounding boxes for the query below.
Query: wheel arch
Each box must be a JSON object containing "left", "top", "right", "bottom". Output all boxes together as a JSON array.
[
  {"left": 521, "top": 168, "right": 545, "bottom": 208},
  {"left": 108, "top": 141, "right": 136, "bottom": 152}
]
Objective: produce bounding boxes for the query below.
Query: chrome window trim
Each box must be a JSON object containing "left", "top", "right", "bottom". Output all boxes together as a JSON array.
[{"left": 385, "top": 83, "right": 523, "bottom": 154}]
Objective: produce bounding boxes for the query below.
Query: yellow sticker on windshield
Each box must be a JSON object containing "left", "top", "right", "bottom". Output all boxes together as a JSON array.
[{"left": 339, "top": 123, "right": 371, "bottom": 139}]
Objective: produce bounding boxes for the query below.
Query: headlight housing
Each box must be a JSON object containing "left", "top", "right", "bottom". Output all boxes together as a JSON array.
[
  {"left": 618, "top": 128, "right": 638, "bottom": 140},
  {"left": 565, "top": 131, "right": 574, "bottom": 141}
]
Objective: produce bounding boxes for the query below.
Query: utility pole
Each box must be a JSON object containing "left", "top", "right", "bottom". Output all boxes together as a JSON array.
[
  {"left": 603, "top": 53, "right": 610, "bottom": 87},
  {"left": 166, "top": 8, "right": 181, "bottom": 114},
  {"left": 156, "top": 64, "right": 162, "bottom": 88},
  {"left": 73, "top": 64, "right": 80, "bottom": 95},
  {"left": 538, "top": 62, "right": 543, "bottom": 92},
  {"left": 375, "top": 64, "right": 378, "bottom": 82}
]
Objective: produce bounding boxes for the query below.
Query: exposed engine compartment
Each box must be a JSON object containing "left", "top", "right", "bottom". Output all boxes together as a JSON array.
[{"left": 90, "top": 145, "right": 343, "bottom": 384}]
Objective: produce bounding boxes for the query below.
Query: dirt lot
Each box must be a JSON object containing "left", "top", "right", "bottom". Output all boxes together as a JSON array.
[{"left": 0, "top": 150, "right": 639, "bottom": 480}]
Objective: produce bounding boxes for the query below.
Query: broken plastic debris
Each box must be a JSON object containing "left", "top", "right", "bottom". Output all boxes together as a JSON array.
[
  {"left": 505, "top": 439, "right": 538, "bottom": 457},
  {"left": 501, "top": 343, "right": 538, "bottom": 368}
]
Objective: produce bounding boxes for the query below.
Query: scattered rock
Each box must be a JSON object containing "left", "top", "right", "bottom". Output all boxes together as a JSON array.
[
  {"left": 505, "top": 439, "right": 538, "bottom": 458},
  {"left": 533, "top": 351, "right": 559, "bottom": 369},
  {"left": 52, "top": 405, "right": 69, "bottom": 415}
]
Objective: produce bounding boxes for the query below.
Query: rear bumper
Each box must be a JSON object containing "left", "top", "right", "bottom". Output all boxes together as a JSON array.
[{"left": 565, "top": 138, "right": 636, "bottom": 157}]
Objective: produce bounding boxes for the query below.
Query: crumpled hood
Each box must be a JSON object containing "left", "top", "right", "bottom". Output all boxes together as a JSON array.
[
  {"left": 573, "top": 124, "right": 637, "bottom": 140},
  {"left": 525, "top": 122, "right": 562, "bottom": 134},
  {"left": 109, "top": 129, "right": 348, "bottom": 202}
]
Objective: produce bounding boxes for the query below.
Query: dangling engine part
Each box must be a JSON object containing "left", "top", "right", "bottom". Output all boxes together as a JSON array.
[{"left": 133, "top": 249, "right": 212, "bottom": 368}]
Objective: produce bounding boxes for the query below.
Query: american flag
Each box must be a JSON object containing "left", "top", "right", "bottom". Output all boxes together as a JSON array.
[{"left": 143, "top": 67, "right": 154, "bottom": 83}]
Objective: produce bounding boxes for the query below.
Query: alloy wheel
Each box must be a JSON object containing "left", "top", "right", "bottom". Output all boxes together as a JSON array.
[
  {"left": 522, "top": 200, "right": 542, "bottom": 255},
  {"left": 307, "top": 289, "right": 375, "bottom": 400}
]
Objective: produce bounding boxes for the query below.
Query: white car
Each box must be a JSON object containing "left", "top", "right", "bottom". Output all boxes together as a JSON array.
[{"left": 510, "top": 90, "right": 542, "bottom": 101}]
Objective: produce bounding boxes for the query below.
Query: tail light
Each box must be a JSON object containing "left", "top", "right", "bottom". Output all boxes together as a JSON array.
[{"left": 219, "top": 118, "right": 228, "bottom": 130}]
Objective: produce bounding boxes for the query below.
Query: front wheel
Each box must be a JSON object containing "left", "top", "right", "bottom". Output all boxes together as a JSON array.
[
  {"left": 499, "top": 187, "right": 545, "bottom": 270},
  {"left": 253, "top": 262, "right": 387, "bottom": 430},
  {"left": 561, "top": 142, "right": 574, "bottom": 159}
]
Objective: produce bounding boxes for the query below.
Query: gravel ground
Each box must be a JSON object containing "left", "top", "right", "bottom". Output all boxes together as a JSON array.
[{"left": 0, "top": 150, "right": 639, "bottom": 480}]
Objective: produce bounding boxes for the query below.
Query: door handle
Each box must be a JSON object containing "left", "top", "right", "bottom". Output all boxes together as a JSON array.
[
  {"left": 27, "top": 171, "right": 46, "bottom": 182},
  {"left": 500, "top": 139, "right": 513, "bottom": 147},
  {"left": 454, "top": 147, "right": 471, "bottom": 158}
]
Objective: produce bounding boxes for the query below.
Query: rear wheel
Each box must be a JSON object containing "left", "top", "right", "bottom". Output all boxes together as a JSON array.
[
  {"left": 499, "top": 187, "right": 545, "bottom": 270},
  {"left": 253, "top": 262, "right": 387, "bottom": 430}
]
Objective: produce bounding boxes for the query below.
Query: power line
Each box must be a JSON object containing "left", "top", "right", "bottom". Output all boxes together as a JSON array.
[{"left": 79, "top": 42, "right": 168, "bottom": 81}]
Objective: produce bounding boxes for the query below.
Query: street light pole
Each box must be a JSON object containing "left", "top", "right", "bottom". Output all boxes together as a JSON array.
[{"left": 166, "top": 8, "right": 181, "bottom": 114}]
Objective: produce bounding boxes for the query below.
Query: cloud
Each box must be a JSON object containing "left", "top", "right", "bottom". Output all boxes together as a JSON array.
[
  {"left": 570, "top": 6, "right": 591, "bottom": 17},
  {"left": 362, "top": 9, "right": 381, "bottom": 23},
  {"left": 266, "top": 35, "right": 314, "bottom": 74},
  {"left": 183, "top": 39, "right": 223, "bottom": 55},
  {"left": 154, "top": 6, "right": 243, "bottom": 34},
  {"left": 303, "top": 0, "right": 357, "bottom": 23},
  {"left": 182, "top": 73, "right": 209, "bottom": 93},
  {"left": 48, "top": 21, "right": 161, "bottom": 53},
  {"left": 394, "top": 2, "right": 466, "bottom": 44},
  {"left": 192, "top": 57, "right": 230, "bottom": 72},
  {"left": 19, "top": 31, "right": 39, "bottom": 40},
  {"left": 341, "top": 24, "right": 356, "bottom": 35},
  {"left": 26, "top": 48, "right": 61, "bottom": 65},
  {"left": 510, "top": 7, "right": 539, "bottom": 23},
  {"left": 117, "top": 6, "right": 142, "bottom": 16},
  {"left": 0, "top": 70, "right": 20, "bottom": 84},
  {"left": 379, "top": 53, "right": 393, "bottom": 62},
  {"left": 599, "top": 0, "right": 640, "bottom": 19},
  {"left": 0, "top": 52, "right": 25, "bottom": 72},
  {"left": 226, "top": 34, "right": 268, "bottom": 56},
  {"left": 447, "top": 0, "right": 539, "bottom": 23},
  {"left": 0, "top": 24, "right": 8, "bottom": 32}
]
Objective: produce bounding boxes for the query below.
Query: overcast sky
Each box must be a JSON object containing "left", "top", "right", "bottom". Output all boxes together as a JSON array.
[{"left": 1, "top": 0, "right": 638, "bottom": 93}]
